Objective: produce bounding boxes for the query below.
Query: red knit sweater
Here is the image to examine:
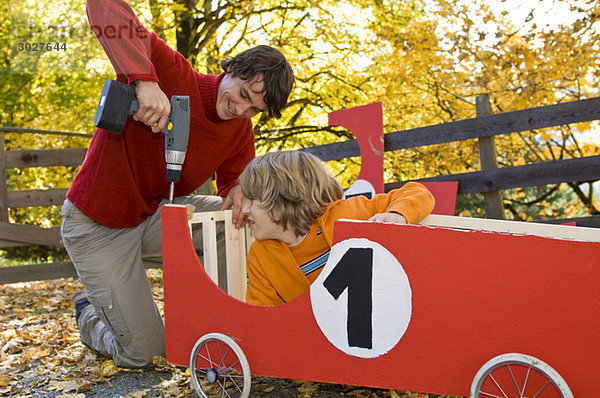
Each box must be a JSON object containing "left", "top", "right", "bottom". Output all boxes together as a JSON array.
[{"left": 67, "top": 0, "right": 255, "bottom": 228}]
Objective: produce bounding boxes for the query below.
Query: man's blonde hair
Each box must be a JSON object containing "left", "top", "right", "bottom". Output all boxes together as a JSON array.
[{"left": 240, "top": 151, "right": 343, "bottom": 236}]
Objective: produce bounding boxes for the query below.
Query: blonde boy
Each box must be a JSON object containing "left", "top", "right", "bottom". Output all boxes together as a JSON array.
[{"left": 240, "top": 151, "right": 435, "bottom": 306}]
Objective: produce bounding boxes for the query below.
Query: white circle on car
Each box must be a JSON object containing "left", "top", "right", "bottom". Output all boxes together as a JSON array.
[
  {"left": 343, "top": 179, "right": 376, "bottom": 200},
  {"left": 310, "top": 238, "right": 412, "bottom": 358}
]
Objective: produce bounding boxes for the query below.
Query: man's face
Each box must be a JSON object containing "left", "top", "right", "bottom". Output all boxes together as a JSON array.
[{"left": 216, "top": 73, "right": 267, "bottom": 120}]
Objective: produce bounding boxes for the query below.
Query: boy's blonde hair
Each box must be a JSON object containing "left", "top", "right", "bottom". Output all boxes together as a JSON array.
[{"left": 240, "top": 151, "right": 343, "bottom": 236}]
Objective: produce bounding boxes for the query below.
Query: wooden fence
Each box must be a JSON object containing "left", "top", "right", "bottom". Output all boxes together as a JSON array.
[{"left": 1, "top": 95, "right": 599, "bottom": 284}]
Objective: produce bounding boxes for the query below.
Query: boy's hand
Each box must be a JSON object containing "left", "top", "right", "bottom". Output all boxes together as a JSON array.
[
  {"left": 133, "top": 80, "right": 170, "bottom": 133},
  {"left": 368, "top": 212, "right": 407, "bottom": 224},
  {"left": 220, "top": 185, "right": 248, "bottom": 229}
]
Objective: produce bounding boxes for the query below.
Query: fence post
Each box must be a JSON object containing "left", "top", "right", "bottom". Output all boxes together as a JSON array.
[
  {"left": 475, "top": 94, "right": 504, "bottom": 219},
  {"left": 0, "top": 132, "right": 8, "bottom": 222}
]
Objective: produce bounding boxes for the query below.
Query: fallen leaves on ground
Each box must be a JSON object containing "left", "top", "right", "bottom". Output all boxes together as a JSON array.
[
  {"left": 0, "top": 272, "right": 190, "bottom": 397},
  {"left": 0, "top": 271, "right": 461, "bottom": 397}
]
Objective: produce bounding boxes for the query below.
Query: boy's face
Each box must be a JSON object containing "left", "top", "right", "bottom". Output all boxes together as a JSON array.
[
  {"left": 216, "top": 73, "right": 267, "bottom": 120},
  {"left": 243, "top": 200, "right": 297, "bottom": 244}
]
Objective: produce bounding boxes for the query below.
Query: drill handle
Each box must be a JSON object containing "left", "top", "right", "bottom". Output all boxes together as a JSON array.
[
  {"left": 164, "top": 96, "right": 190, "bottom": 151},
  {"left": 164, "top": 96, "right": 191, "bottom": 183}
]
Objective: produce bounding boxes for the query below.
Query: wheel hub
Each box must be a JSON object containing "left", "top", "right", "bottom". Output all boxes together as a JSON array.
[{"left": 206, "top": 368, "right": 218, "bottom": 383}]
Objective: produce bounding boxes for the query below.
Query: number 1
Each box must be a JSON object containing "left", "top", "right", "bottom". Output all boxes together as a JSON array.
[{"left": 323, "top": 247, "right": 373, "bottom": 349}]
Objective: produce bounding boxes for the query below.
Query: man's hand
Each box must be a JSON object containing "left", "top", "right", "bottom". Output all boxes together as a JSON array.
[
  {"left": 133, "top": 80, "right": 170, "bottom": 133},
  {"left": 368, "top": 212, "right": 407, "bottom": 224},
  {"left": 220, "top": 185, "right": 248, "bottom": 229}
]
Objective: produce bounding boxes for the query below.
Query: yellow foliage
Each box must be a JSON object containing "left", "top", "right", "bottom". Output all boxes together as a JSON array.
[{"left": 2, "top": 0, "right": 598, "bottom": 232}]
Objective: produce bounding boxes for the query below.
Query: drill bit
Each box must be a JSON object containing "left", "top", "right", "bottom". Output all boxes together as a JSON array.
[{"left": 169, "top": 182, "right": 175, "bottom": 203}]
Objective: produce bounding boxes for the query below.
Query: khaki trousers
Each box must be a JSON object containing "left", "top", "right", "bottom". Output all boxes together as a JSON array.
[{"left": 60, "top": 196, "right": 223, "bottom": 368}]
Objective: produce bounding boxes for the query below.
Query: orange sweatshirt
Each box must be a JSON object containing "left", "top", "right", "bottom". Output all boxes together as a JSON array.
[{"left": 245, "top": 182, "right": 435, "bottom": 306}]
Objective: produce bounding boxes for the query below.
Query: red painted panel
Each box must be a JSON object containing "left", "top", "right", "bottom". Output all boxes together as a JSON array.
[
  {"left": 328, "top": 103, "right": 384, "bottom": 193},
  {"left": 162, "top": 205, "right": 600, "bottom": 396},
  {"left": 327, "top": 103, "right": 458, "bottom": 214},
  {"left": 419, "top": 181, "right": 458, "bottom": 215}
]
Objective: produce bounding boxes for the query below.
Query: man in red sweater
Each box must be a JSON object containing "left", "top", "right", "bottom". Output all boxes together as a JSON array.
[{"left": 60, "top": 0, "right": 294, "bottom": 367}]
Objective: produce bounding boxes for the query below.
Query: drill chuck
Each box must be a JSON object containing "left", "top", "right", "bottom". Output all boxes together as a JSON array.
[
  {"left": 166, "top": 166, "right": 182, "bottom": 183},
  {"left": 166, "top": 150, "right": 185, "bottom": 182}
]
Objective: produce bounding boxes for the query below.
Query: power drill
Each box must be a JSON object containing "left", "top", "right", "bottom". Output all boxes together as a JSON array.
[{"left": 94, "top": 79, "right": 190, "bottom": 202}]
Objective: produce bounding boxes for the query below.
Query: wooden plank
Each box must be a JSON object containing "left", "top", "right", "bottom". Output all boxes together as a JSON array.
[
  {"left": 539, "top": 215, "right": 600, "bottom": 228},
  {"left": 386, "top": 156, "right": 600, "bottom": 194},
  {"left": 6, "top": 148, "right": 86, "bottom": 168},
  {"left": 0, "top": 132, "right": 8, "bottom": 221},
  {"left": 384, "top": 96, "right": 600, "bottom": 152},
  {"left": 0, "top": 260, "right": 162, "bottom": 284},
  {"left": 301, "top": 139, "right": 360, "bottom": 162},
  {"left": 190, "top": 210, "right": 226, "bottom": 224},
  {"left": 200, "top": 212, "right": 219, "bottom": 286},
  {"left": 304, "top": 96, "right": 600, "bottom": 162},
  {"left": 0, "top": 222, "right": 62, "bottom": 247},
  {"left": 0, "top": 239, "right": 32, "bottom": 248},
  {"left": 245, "top": 226, "right": 254, "bottom": 253},
  {"left": 8, "top": 188, "right": 67, "bottom": 208},
  {"left": 191, "top": 210, "right": 251, "bottom": 300},
  {"left": 224, "top": 212, "right": 246, "bottom": 301},
  {"left": 238, "top": 230, "right": 248, "bottom": 300},
  {"left": 418, "top": 214, "right": 600, "bottom": 242},
  {"left": 0, "top": 127, "right": 93, "bottom": 138},
  {"left": 0, "top": 261, "right": 77, "bottom": 284}
]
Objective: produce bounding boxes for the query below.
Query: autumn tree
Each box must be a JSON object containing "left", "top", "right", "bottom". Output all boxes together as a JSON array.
[
  {"left": 1, "top": 0, "right": 599, "bottom": 264},
  {"left": 366, "top": 0, "right": 600, "bottom": 219}
]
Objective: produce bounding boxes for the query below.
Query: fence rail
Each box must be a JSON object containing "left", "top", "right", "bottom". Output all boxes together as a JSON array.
[
  {"left": 6, "top": 148, "right": 87, "bottom": 168},
  {"left": 1, "top": 96, "right": 599, "bottom": 284},
  {"left": 385, "top": 155, "right": 600, "bottom": 194},
  {"left": 304, "top": 96, "right": 600, "bottom": 160}
]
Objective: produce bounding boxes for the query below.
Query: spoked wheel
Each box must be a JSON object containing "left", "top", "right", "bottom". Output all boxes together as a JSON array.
[
  {"left": 470, "top": 353, "right": 573, "bottom": 398},
  {"left": 190, "top": 333, "right": 251, "bottom": 398}
]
